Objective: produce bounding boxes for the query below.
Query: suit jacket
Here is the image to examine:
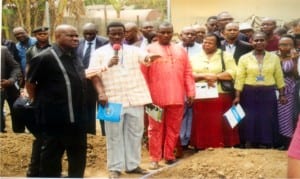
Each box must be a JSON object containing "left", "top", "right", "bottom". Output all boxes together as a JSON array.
[
  {"left": 221, "top": 40, "right": 253, "bottom": 64},
  {"left": 1, "top": 46, "right": 21, "bottom": 103},
  {"left": 77, "top": 36, "right": 109, "bottom": 68},
  {"left": 1, "top": 46, "right": 21, "bottom": 84},
  {"left": 76, "top": 36, "right": 108, "bottom": 135}
]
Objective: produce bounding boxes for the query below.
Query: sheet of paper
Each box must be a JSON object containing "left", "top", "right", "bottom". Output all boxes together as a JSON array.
[{"left": 195, "top": 82, "right": 219, "bottom": 99}]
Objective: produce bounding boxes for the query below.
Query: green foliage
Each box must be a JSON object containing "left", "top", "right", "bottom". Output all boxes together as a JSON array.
[{"left": 84, "top": 0, "right": 108, "bottom": 6}]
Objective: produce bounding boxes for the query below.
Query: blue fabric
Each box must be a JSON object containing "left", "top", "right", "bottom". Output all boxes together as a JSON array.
[
  {"left": 16, "top": 37, "right": 36, "bottom": 73},
  {"left": 180, "top": 104, "right": 193, "bottom": 146}
]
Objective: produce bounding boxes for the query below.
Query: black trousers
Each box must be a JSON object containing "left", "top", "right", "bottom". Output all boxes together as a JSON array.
[
  {"left": 39, "top": 131, "right": 87, "bottom": 177},
  {"left": 0, "top": 86, "right": 25, "bottom": 132},
  {"left": 27, "top": 137, "right": 43, "bottom": 177}
]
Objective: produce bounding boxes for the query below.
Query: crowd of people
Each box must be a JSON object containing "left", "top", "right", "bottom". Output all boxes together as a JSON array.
[{"left": 1, "top": 10, "right": 300, "bottom": 178}]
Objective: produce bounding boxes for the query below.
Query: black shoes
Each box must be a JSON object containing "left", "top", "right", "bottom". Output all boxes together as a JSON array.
[
  {"left": 165, "top": 159, "right": 177, "bottom": 165},
  {"left": 125, "top": 166, "right": 149, "bottom": 174}
]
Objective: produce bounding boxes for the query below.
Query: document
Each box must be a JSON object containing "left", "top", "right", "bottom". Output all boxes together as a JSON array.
[
  {"left": 97, "top": 102, "right": 122, "bottom": 122},
  {"left": 145, "top": 103, "right": 164, "bottom": 122},
  {"left": 195, "top": 82, "right": 219, "bottom": 99},
  {"left": 223, "top": 104, "right": 245, "bottom": 128}
]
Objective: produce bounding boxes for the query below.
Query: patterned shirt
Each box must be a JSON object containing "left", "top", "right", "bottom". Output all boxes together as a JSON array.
[{"left": 88, "top": 43, "right": 152, "bottom": 107}]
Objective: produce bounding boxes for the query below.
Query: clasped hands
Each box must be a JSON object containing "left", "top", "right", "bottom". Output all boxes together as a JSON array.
[{"left": 204, "top": 73, "right": 218, "bottom": 87}]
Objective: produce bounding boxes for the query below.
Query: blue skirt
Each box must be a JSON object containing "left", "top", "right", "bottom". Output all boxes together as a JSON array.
[{"left": 239, "top": 85, "right": 279, "bottom": 145}]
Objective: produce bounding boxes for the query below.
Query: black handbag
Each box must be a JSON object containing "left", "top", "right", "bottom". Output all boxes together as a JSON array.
[
  {"left": 13, "top": 96, "right": 38, "bottom": 134},
  {"left": 219, "top": 50, "right": 234, "bottom": 92}
]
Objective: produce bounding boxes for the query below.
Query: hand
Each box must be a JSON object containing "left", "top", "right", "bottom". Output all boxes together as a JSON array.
[
  {"left": 108, "top": 56, "right": 119, "bottom": 67},
  {"left": 279, "top": 95, "right": 288, "bottom": 105},
  {"left": 20, "top": 88, "right": 29, "bottom": 97},
  {"left": 232, "top": 96, "right": 240, "bottom": 105},
  {"left": 98, "top": 93, "right": 108, "bottom": 106},
  {"left": 148, "top": 54, "right": 161, "bottom": 62},
  {"left": 0, "top": 79, "right": 13, "bottom": 88},
  {"left": 186, "top": 96, "right": 195, "bottom": 106},
  {"left": 205, "top": 74, "right": 218, "bottom": 87}
]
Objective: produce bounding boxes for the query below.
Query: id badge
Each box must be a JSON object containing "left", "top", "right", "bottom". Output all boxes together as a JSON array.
[{"left": 256, "top": 75, "right": 264, "bottom": 82}]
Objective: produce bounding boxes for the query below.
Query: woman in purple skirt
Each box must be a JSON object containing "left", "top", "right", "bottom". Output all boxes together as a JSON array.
[
  {"left": 233, "top": 32, "right": 287, "bottom": 148},
  {"left": 276, "top": 35, "right": 299, "bottom": 149}
]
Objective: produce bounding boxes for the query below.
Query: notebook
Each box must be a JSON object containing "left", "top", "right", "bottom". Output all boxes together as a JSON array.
[
  {"left": 223, "top": 103, "right": 245, "bottom": 128},
  {"left": 97, "top": 102, "right": 122, "bottom": 122}
]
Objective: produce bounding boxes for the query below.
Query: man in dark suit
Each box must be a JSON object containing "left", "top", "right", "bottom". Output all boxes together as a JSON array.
[
  {"left": 221, "top": 22, "right": 253, "bottom": 64},
  {"left": 1, "top": 46, "right": 22, "bottom": 133},
  {"left": 77, "top": 22, "right": 108, "bottom": 135},
  {"left": 215, "top": 11, "right": 249, "bottom": 43}
]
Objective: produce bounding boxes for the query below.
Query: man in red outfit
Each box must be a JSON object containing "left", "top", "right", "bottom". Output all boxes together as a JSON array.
[{"left": 143, "top": 22, "right": 195, "bottom": 170}]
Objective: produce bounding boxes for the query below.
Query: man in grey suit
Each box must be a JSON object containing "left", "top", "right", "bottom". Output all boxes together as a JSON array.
[{"left": 77, "top": 23, "right": 108, "bottom": 135}]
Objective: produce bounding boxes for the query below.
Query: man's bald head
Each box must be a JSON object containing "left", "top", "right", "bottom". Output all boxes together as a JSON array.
[
  {"left": 82, "top": 23, "right": 98, "bottom": 41},
  {"left": 55, "top": 24, "right": 77, "bottom": 37},
  {"left": 13, "top": 26, "right": 29, "bottom": 43},
  {"left": 82, "top": 23, "right": 98, "bottom": 32},
  {"left": 55, "top": 24, "right": 79, "bottom": 50},
  {"left": 124, "top": 22, "right": 140, "bottom": 44},
  {"left": 125, "top": 22, "right": 138, "bottom": 31}
]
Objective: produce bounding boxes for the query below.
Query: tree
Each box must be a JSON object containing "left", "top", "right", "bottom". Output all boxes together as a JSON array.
[
  {"left": 2, "top": 0, "right": 85, "bottom": 41},
  {"left": 2, "top": 0, "right": 46, "bottom": 39},
  {"left": 108, "top": 0, "right": 127, "bottom": 18}
]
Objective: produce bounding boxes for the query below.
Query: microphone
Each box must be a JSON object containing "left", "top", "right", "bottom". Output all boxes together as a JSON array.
[{"left": 112, "top": 43, "right": 121, "bottom": 56}]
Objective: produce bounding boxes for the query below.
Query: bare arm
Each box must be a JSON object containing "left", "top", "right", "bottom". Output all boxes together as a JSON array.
[
  {"left": 91, "top": 75, "right": 108, "bottom": 106},
  {"left": 25, "top": 82, "right": 36, "bottom": 101},
  {"left": 288, "top": 157, "right": 300, "bottom": 178},
  {"left": 216, "top": 71, "right": 233, "bottom": 80}
]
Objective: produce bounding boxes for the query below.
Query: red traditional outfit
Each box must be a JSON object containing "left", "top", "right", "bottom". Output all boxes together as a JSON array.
[{"left": 143, "top": 42, "right": 195, "bottom": 162}]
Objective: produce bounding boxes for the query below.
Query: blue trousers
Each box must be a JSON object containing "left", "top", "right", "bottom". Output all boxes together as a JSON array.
[{"left": 179, "top": 104, "right": 193, "bottom": 146}]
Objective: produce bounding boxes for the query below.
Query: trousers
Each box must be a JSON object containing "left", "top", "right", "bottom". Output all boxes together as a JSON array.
[
  {"left": 39, "top": 130, "right": 87, "bottom": 177},
  {"left": 105, "top": 106, "right": 144, "bottom": 172},
  {"left": 148, "top": 105, "right": 184, "bottom": 161}
]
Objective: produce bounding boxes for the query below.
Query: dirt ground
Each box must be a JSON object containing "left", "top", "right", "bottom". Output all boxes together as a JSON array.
[{"left": 0, "top": 113, "right": 288, "bottom": 178}]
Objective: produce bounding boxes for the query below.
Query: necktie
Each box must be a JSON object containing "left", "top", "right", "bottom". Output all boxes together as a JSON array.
[{"left": 83, "top": 42, "right": 92, "bottom": 69}]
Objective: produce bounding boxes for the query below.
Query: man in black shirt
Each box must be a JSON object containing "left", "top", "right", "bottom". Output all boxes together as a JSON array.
[
  {"left": 25, "top": 26, "right": 51, "bottom": 177},
  {"left": 26, "top": 24, "right": 89, "bottom": 177}
]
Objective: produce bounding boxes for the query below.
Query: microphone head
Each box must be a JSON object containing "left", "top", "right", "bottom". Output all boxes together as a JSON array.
[{"left": 112, "top": 43, "right": 121, "bottom": 51}]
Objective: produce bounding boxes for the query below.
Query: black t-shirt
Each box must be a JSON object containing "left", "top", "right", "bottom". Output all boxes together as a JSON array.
[{"left": 27, "top": 44, "right": 87, "bottom": 134}]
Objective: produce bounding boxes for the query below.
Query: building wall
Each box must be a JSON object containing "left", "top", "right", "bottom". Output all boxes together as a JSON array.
[{"left": 170, "top": 0, "right": 299, "bottom": 33}]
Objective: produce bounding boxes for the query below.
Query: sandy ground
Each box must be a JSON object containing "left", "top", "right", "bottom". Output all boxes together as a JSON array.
[{"left": 0, "top": 112, "right": 288, "bottom": 178}]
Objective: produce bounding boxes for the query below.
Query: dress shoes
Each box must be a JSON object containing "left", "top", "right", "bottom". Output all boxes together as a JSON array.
[
  {"left": 165, "top": 159, "right": 177, "bottom": 165},
  {"left": 125, "top": 166, "right": 148, "bottom": 174}
]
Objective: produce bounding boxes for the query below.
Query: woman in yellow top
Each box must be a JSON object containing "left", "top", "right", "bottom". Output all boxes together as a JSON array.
[
  {"left": 233, "top": 31, "right": 287, "bottom": 148},
  {"left": 190, "top": 33, "right": 239, "bottom": 150}
]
